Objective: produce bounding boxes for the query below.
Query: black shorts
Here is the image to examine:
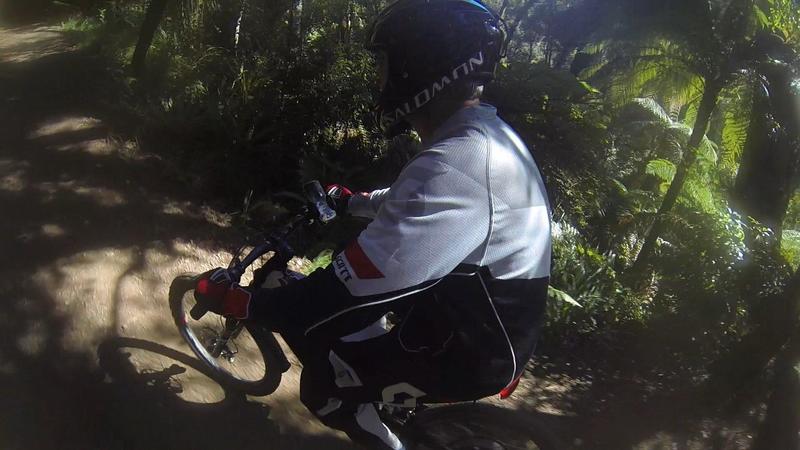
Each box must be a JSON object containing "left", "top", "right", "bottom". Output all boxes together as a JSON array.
[{"left": 252, "top": 264, "right": 548, "bottom": 406}]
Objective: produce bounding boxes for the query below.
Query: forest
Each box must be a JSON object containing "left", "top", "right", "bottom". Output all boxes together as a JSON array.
[{"left": 1, "top": 0, "right": 799, "bottom": 448}]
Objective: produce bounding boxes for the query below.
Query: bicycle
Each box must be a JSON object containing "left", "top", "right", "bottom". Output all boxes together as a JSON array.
[{"left": 168, "top": 180, "right": 563, "bottom": 450}]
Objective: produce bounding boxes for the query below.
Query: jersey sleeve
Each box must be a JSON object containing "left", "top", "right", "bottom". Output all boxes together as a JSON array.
[
  {"left": 347, "top": 188, "right": 391, "bottom": 219},
  {"left": 332, "top": 153, "right": 491, "bottom": 297}
]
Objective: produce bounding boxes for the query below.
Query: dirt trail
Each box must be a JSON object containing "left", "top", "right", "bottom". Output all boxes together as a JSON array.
[{"left": 0, "top": 24, "right": 354, "bottom": 450}]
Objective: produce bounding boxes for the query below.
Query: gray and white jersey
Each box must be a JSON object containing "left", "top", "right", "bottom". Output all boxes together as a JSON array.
[{"left": 338, "top": 103, "right": 551, "bottom": 297}]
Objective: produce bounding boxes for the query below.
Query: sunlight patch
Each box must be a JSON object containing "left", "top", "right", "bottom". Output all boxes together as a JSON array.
[
  {"left": 161, "top": 200, "right": 191, "bottom": 216},
  {"left": 17, "top": 320, "right": 48, "bottom": 356},
  {"left": 37, "top": 180, "right": 125, "bottom": 207},
  {"left": 24, "top": 241, "right": 277, "bottom": 403},
  {"left": 32, "top": 248, "right": 136, "bottom": 357},
  {"left": 29, "top": 116, "right": 103, "bottom": 139},
  {"left": 0, "top": 170, "right": 26, "bottom": 192},
  {"left": 28, "top": 242, "right": 233, "bottom": 368},
  {"left": 55, "top": 138, "right": 114, "bottom": 156},
  {"left": 158, "top": 200, "right": 231, "bottom": 228},
  {"left": 0, "top": 359, "right": 16, "bottom": 375},
  {"left": 0, "top": 159, "right": 29, "bottom": 192},
  {"left": 41, "top": 223, "right": 67, "bottom": 237},
  {"left": 0, "top": 27, "right": 74, "bottom": 63},
  {"left": 201, "top": 205, "right": 232, "bottom": 228},
  {"left": 16, "top": 223, "right": 69, "bottom": 243},
  {"left": 71, "top": 184, "right": 125, "bottom": 206}
]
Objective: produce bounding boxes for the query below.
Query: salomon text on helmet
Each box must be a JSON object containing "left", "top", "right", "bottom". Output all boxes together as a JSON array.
[{"left": 367, "top": 0, "right": 507, "bottom": 135}]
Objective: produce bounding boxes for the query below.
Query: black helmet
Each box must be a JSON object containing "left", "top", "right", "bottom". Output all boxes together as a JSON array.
[{"left": 367, "top": 0, "right": 507, "bottom": 135}]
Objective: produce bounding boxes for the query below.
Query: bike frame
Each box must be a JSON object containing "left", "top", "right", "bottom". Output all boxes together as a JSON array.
[{"left": 191, "top": 181, "right": 336, "bottom": 355}]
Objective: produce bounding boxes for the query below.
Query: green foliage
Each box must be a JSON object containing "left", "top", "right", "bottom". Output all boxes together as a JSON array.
[
  {"left": 646, "top": 159, "right": 677, "bottom": 184},
  {"left": 487, "top": 60, "right": 615, "bottom": 238},
  {"left": 59, "top": 3, "right": 144, "bottom": 51},
  {"left": 624, "top": 97, "right": 719, "bottom": 164},
  {"left": 582, "top": 39, "right": 706, "bottom": 110},
  {"left": 75, "top": 0, "right": 396, "bottom": 199},
  {"left": 547, "top": 222, "right": 642, "bottom": 337},
  {"left": 301, "top": 249, "right": 335, "bottom": 275},
  {"left": 646, "top": 207, "right": 751, "bottom": 349},
  {"left": 719, "top": 94, "right": 752, "bottom": 178},
  {"left": 60, "top": 15, "right": 98, "bottom": 33},
  {"left": 761, "top": 0, "right": 800, "bottom": 44},
  {"left": 597, "top": 94, "right": 730, "bottom": 264},
  {"left": 785, "top": 192, "right": 800, "bottom": 230},
  {"left": 782, "top": 230, "right": 800, "bottom": 271}
]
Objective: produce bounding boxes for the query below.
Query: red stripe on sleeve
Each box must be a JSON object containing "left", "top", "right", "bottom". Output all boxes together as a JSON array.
[{"left": 344, "top": 240, "right": 385, "bottom": 279}]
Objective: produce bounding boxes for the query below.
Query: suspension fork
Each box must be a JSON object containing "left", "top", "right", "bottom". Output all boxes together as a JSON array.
[{"left": 209, "top": 319, "right": 246, "bottom": 358}]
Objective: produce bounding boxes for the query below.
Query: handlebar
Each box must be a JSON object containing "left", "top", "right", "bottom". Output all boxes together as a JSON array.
[{"left": 189, "top": 180, "right": 336, "bottom": 320}]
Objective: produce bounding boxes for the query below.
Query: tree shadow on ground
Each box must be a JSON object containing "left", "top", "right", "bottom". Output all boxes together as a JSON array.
[
  {"left": 525, "top": 327, "right": 762, "bottom": 450},
  {"left": 93, "top": 337, "right": 351, "bottom": 450},
  {"left": 0, "top": 24, "right": 304, "bottom": 450}
]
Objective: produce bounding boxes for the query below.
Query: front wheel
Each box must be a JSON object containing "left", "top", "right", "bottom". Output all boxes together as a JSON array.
[
  {"left": 169, "top": 274, "right": 287, "bottom": 396},
  {"left": 406, "top": 402, "right": 565, "bottom": 450}
]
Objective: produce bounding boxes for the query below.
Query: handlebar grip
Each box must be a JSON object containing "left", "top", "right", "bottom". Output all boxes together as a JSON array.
[{"left": 190, "top": 303, "right": 209, "bottom": 320}]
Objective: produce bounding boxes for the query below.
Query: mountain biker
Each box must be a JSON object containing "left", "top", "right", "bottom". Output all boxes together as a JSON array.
[{"left": 194, "top": 0, "right": 551, "bottom": 448}]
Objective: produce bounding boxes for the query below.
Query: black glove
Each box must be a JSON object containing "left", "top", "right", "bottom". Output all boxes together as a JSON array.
[{"left": 325, "top": 184, "right": 354, "bottom": 215}]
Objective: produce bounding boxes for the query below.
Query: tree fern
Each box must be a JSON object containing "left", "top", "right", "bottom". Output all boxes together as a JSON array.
[
  {"left": 667, "top": 122, "right": 718, "bottom": 163},
  {"left": 581, "top": 38, "right": 706, "bottom": 110},
  {"left": 646, "top": 159, "right": 723, "bottom": 216},
  {"left": 628, "top": 97, "right": 719, "bottom": 164},
  {"left": 632, "top": 94, "right": 727, "bottom": 218}
]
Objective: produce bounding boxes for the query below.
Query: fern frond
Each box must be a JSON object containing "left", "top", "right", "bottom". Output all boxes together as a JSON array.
[
  {"left": 632, "top": 97, "right": 671, "bottom": 123},
  {"left": 646, "top": 159, "right": 677, "bottom": 182},
  {"left": 718, "top": 82, "right": 754, "bottom": 176},
  {"left": 683, "top": 178, "right": 718, "bottom": 214},
  {"left": 721, "top": 109, "right": 749, "bottom": 168}
]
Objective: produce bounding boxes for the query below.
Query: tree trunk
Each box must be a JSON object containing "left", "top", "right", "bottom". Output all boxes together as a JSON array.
[
  {"left": 234, "top": 0, "right": 246, "bottom": 50},
  {"left": 286, "top": 0, "right": 302, "bottom": 53},
  {"left": 707, "top": 43, "right": 800, "bottom": 418},
  {"left": 748, "top": 58, "right": 800, "bottom": 450},
  {"left": 734, "top": 65, "right": 800, "bottom": 240},
  {"left": 708, "top": 268, "right": 800, "bottom": 402},
  {"left": 752, "top": 326, "right": 800, "bottom": 450},
  {"left": 263, "top": 0, "right": 293, "bottom": 29},
  {"left": 206, "top": 0, "right": 243, "bottom": 50},
  {"left": 732, "top": 56, "right": 800, "bottom": 312},
  {"left": 507, "top": 0, "right": 536, "bottom": 44},
  {"left": 499, "top": 0, "right": 510, "bottom": 18},
  {"left": 131, "top": 0, "right": 170, "bottom": 77},
  {"left": 630, "top": 76, "right": 724, "bottom": 274}
]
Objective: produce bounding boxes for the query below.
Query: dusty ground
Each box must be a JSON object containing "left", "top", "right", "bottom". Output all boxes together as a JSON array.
[
  {"left": 0, "top": 23, "right": 760, "bottom": 450},
  {"left": 0, "top": 23, "right": 359, "bottom": 450}
]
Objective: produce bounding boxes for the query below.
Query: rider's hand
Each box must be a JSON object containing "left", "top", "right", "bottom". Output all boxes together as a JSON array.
[
  {"left": 326, "top": 184, "right": 354, "bottom": 215},
  {"left": 194, "top": 268, "right": 252, "bottom": 319}
]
